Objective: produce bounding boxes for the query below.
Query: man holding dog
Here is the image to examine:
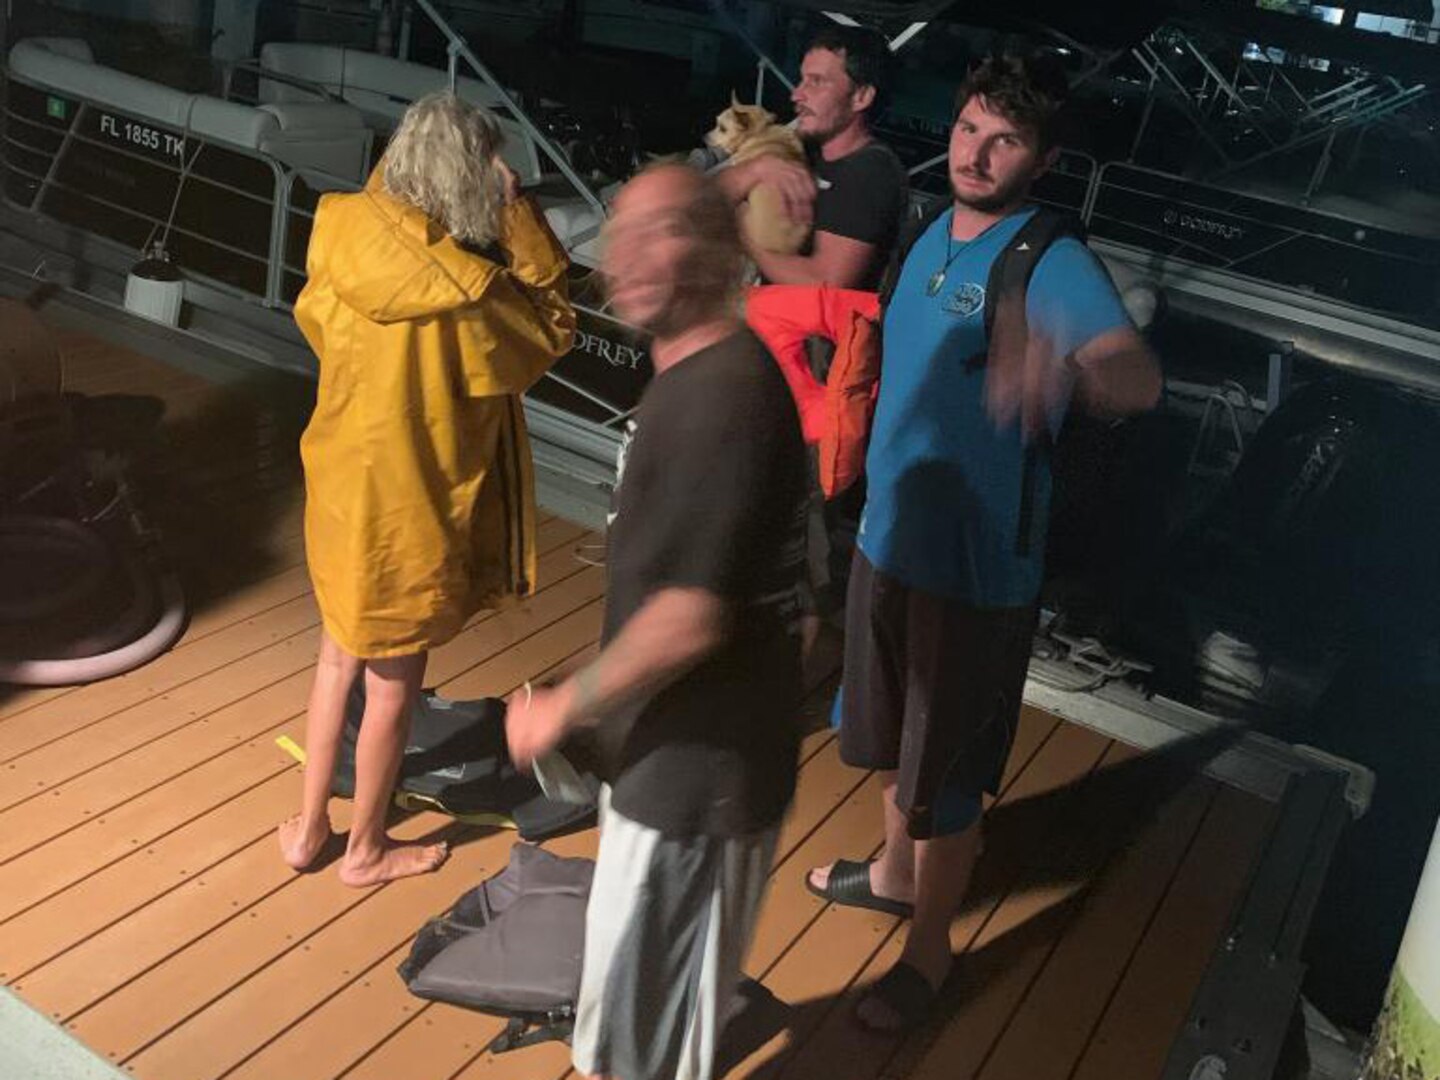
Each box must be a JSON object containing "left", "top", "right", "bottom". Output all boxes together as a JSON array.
[
  {"left": 721, "top": 23, "right": 908, "bottom": 291},
  {"left": 723, "top": 24, "right": 908, "bottom": 637}
]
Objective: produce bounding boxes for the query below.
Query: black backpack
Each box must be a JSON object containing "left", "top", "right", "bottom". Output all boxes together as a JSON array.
[
  {"left": 328, "top": 682, "right": 599, "bottom": 842},
  {"left": 878, "top": 199, "right": 1087, "bottom": 556}
]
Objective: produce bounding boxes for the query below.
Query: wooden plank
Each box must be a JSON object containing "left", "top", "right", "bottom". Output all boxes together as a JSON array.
[
  {"left": 1067, "top": 785, "right": 1277, "bottom": 1080},
  {"left": 0, "top": 599, "right": 605, "bottom": 982},
  {"left": 0, "top": 531, "right": 590, "bottom": 866},
  {"left": 0, "top": 525, "right": 595, "bottom": 809},
  {"left": 975, "top": 778, "right": 1218, "bottom": 1080},
  {"left": 0, "top": 597, "right": 323, "bottom": 770},
  {"left": 228, "top": 722, "right": 856, "bottom": 1080},
  {"left": 339, "top": 731, "right": 844, "bottom": 1080},
  {"left": 0, "top": 769, "right": 304, "bottom": 985},
  {"left": 0, "top": 510, "right": 570, "bottom": 742},
  {"left": 95, "top": 641, "right": 593, "bottom": 1080},
  {"left": 58, "top": 603, "right": 605, "bottom": 1069},
  {"left": 527, "top": 708, "right": 1065, "bottom": 1080},
  {"left": 227, "top": 822, "right": 602, "bottom": 1080},
  {"left": 0, "top": 502, "right": 317, "bottom": 736},
  {"left": 723, "top": 718, "right": 1113, "bottom": 1080},
  {"left": 892, "top": 749, "right": 1262, "bottom": 1080}
]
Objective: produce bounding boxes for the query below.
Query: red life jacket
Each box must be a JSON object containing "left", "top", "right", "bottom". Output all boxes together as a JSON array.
[{"left": 744, "top": 285, "right": 881, "bottom": 499}]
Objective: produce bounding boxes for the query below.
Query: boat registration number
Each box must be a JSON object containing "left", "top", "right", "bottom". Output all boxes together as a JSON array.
[{"left": 97, "top": 113, "right": 185, "bottom": 158}]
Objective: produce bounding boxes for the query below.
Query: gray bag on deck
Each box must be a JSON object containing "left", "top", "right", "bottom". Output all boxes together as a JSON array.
[{"left": 398, "top": 843, "right": 595, "bottom": 1054}]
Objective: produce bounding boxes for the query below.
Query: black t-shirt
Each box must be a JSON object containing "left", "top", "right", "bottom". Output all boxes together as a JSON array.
[
  {"left": 811, "top": 140, "right": 909, "bottom": 291},
  {"left": 601, "top": 329, "right": 809, "bottom": 837}
]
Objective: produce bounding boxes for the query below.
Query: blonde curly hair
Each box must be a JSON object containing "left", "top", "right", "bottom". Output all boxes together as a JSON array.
[{"left": 382, "top": 92, "right": 506, "bottom": 246}]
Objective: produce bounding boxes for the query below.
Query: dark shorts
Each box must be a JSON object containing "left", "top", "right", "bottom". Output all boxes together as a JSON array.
[{"left": 839, "top": 551, "right": 1038, "bottom": 840}]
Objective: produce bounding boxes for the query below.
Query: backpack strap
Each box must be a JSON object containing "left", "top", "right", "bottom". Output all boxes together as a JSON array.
[
  {"left": 984, "top": 207, "right": 1085, "bottom": 558},
  {"left": 980, "top": 206, "right": 1086, "bottom": 345},
  {"left": 878, "top": 195, "right": 949, "bottom": 308}
]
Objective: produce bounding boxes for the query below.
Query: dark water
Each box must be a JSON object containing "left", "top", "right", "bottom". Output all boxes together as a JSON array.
[{"left": 1045, "top": 362, "right": 1440, "bottom": 1034}]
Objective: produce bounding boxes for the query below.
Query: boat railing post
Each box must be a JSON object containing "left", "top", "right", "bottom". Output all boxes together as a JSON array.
[
  {"left": 265, "top": 161, "right": 293, "bottom": 308},
  {"left": 1082, "top": 159, "right": 1109, "bottom": 226},
  {"left": 1266, "top": 345, "right": 1294, "bottom": 411}
]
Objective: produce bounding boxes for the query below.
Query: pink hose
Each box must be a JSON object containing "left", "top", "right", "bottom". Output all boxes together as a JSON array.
[{"left": 0, "top": 539, "right": 187, "bottom": 687}]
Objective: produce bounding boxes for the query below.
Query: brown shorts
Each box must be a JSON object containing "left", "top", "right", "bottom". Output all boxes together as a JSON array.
[{"left": 838, "top": 551, "right": 1037, "bottom": 840}]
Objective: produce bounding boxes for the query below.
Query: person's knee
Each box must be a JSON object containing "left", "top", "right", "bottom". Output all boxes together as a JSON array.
[
  {"left": 317, "top": 636, "right": 362, "bottom": 677},
  {"left": 362, "top": 654, "right": 425, "bottom": 710}
]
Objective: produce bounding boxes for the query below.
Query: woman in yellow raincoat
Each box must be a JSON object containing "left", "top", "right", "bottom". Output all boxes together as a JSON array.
[{"left": 279, "top": 93, "right": 575, "bottom": 886}]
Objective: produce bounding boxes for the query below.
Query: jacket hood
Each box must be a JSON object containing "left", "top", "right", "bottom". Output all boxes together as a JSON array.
[{"left": 309, "top": 171, "right": 502, "bottom": 323}]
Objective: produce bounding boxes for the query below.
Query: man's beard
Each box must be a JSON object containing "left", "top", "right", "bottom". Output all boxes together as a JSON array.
[
  {"left": 798, "top": 112, "right": 845, "bottom": 148},
  {"left": 951, "top": 169, "right": 1031, "bottom": 213}
]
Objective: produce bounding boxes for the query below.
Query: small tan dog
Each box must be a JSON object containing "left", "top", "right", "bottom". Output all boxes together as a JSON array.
[{"left": 706, "top": 96, "right": 810, "bottom": 255}]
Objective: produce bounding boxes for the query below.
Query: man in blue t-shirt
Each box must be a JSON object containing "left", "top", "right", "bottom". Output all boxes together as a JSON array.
[{"left": 806, "top": 54, "right": 1162, "bottom": 1032}]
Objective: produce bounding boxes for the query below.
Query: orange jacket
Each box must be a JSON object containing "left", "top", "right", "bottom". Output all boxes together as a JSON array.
[{"left": 745, "top": 285, "right": 881, "bottom": 499}]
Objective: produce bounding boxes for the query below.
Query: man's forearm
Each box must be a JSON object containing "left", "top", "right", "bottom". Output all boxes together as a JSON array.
[
  {"left": 750, "top": 247, "right": 828, "bottom": 286},
  {"left": 558, "top": 588, "right": 727, "bottom": 730}
]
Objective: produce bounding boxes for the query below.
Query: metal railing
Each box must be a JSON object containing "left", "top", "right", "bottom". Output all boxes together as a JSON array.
[{"left": 1085, "top": 161, "right": 1440, "bottom": 326}]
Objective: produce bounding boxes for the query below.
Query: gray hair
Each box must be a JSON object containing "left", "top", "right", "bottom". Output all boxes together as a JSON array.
[{"left": 382, "top": 92, "right": 505, "bottom": 246}]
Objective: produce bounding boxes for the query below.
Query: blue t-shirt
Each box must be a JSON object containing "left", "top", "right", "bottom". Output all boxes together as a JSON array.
[{"left": 858, "top": 206, "right": 1132, "bottom": 607}]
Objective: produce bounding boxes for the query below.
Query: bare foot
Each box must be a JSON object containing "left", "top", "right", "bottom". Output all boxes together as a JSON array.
[
  {"left": 278, "top": 814, "right": 333, "bottom": 871},
  {"left": 807, "top": 860, "right": 914, "bottom": 906},
  {"left": 338, "top": 839, "right": 450, "bottom": 888}
]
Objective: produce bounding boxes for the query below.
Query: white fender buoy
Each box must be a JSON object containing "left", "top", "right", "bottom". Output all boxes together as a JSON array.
[{"left": 1364, "top": 812, "right": 1440, "bottom": 1079}]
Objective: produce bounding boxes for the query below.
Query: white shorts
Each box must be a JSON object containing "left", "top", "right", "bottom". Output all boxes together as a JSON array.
[{"left": 571, "top": 788, "right": 777, "bottom": 1080}]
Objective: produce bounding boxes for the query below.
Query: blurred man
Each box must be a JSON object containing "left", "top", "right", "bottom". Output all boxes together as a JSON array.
[
  {"left": 507, "top": 163, "right": 808, "bottom": 1080},
  {"left": 806, "top": 54, "right": 1162, "bottom": 1032},
  {"left": 724, "top": 24, "right": 908, "bottom": 654}
]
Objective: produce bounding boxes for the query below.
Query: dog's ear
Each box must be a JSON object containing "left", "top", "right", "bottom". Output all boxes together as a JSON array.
[{"left": 731, "top": 90, "right": 741, "bottom": 109}]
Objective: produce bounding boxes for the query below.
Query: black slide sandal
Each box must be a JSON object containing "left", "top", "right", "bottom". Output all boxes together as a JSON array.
[
  {"left": 804, "top": 858, "right": 914, "bottom": 918},
  {"left": 855, "top": 961, "right": 942, "bottom": 1034}
]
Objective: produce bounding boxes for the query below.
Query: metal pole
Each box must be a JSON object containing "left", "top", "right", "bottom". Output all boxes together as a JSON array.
[
  {"left": 1136, "top": 44, "right": 1235, "bottom": 166},
  {"left": 1266, "top": 346, "right": 1293, "bottom": 410},
  {"left": 888, "top": 22, "right": 927, "bottom": 53},
  {"left": 1130, "top": 69, "right": 1159, "bottom": 162},
  {"left": 1303, "top": 128, "right": 1338, "bottom": 204}
]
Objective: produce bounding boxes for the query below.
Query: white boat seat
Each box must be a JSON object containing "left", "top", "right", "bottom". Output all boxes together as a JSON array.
[
  {"left": 542, "top": 200, "right": 606, "bottom": 267},
  {"left": 256, "top": 43, "right": 542, "bottom": 186},
  {"left": 257, "top": 102, "right": 372, "bottom": 188},
  {"left": 7, "top": 38, "right": 372, "bottom": 186}
]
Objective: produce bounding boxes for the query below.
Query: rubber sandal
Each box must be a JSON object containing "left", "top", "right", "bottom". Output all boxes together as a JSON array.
[
  {"left": 804, "top": 858, "right": 914, "bottom": 918},
  {"left": 855, "top": 961, "right": 942, "bottom": 1034}
]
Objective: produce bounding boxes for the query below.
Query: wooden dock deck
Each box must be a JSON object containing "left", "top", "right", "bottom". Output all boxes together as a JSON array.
[{"left": 0, "top": 322, "right": 1283, "bottom": 1080}]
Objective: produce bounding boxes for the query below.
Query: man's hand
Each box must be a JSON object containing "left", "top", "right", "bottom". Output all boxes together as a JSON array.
[
  {"left": 505, "top": 682, "right": 575, "bottom": 772},
  {"left": 984, "top": 289, "right": 1069, "bottom": 442},
  {"left": 720, "top": 157, "right": 816, "bottom": 230},
  {"left": 495, "top": 156, "right": 521, "bottom": 205}
]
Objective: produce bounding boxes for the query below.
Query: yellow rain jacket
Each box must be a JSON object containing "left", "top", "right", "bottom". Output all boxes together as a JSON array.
[{"left": 295, "top": 176, "right": 575, "bottom": 658}]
